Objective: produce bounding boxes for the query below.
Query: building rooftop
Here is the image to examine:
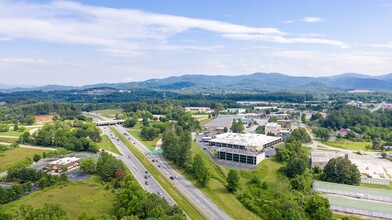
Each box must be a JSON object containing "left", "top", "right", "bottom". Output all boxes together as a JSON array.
[
  {"left": 326, "top": 194, "right": 392, "bottom": 213},
  {"left": 49, "top": 157, "right": 81, "bottom": 166},
  {"left": 210, "top": 133, "right": 281, "bottom": 147},
  {"left": 314, "top": 180, "right": 392, "bottom": 198}
]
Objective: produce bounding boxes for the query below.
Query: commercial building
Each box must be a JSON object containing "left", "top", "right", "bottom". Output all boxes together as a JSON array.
[
  {"left": 313, "top": 180, "right": 392, "bottom": 203},
  {"left": 310, "top": 152, "right": 348, "bottom": 169},
  {"left": 265, "top": 122, "right": 281, "bottom": 136},
  {"left": 184, "top": 107, "right": 213, "bottom": 113},
  {"left": 209, "top": 133, "right": 282, "bottom": 165},
  {"left": 327, "top": 195, "right": 392, "bottom": 219},
  {"left": 45, "top": 157, "right": 81, "bottom": 172},
  {"left": 227, "top": 108, "right": 246, "bottom": 113}
]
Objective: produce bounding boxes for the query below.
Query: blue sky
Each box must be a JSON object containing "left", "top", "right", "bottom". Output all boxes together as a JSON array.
[{"left": 0, "top": 0, "right": 392, "bottom": 86}]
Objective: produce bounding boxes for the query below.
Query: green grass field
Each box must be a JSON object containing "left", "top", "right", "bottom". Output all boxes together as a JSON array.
[
  {"left": 323, "top": 140, "right": 374, "bottom": 151},
  {"left": 97, "top": 135, "right": 121, "bottom": 155},
  {"left": 2, "top": 176, "right": 116, "bottom": 220},
  {"left": 199, "top": 117, "right": 214, "bottom": 127},
  {"left": 0, "top": 147, "right": 49, "bottom": 172},
  {"left": 93, "top": 109, "right": 123, "bottom": 119},
  {"left": 109, "top": 127, "right": 206, "bottom": 220},
  {"left": 0, "top": 137, "right": 18, "bottom": 143},
  {"left": 126, "top": 123, "right": 160, "bottom": 150},
  {"left": 333, "top": 212, "right": 366, "bottom": 220}
]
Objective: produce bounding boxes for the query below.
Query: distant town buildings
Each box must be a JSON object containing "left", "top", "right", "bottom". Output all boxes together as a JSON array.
[
  {"left": 184, "top": 107, "right": 213, "bottom": 113},
  {"left": 227, "top": 108, "right": 246, "bottom": 113}
]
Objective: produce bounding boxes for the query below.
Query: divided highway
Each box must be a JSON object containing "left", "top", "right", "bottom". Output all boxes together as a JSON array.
[
  {"left": 114, "top": 125, "right": 232, "bottom": 220},
  {"left": 100, "top": 126, "right": 176, "bottom": 205}
]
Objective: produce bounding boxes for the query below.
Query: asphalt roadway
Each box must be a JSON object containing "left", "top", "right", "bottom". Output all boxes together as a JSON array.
[
  {"left": 114, "top": 125, "right": 232, "bottom": 220},
  {"left": 100, "top": 126, "right": 176, "bottom": 205}
]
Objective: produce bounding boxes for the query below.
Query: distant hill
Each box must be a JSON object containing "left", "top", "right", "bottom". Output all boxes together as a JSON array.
[{"left": 1, "top": 72, "right": 392, "bottom": 92}]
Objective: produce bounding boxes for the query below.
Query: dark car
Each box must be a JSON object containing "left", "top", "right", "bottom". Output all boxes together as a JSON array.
[
  {"left": 152, "top": 159, "right": 155, "bottom": 162},
  {"left": 145, "top": 171, "right": 148, "bottom": 174},
  {"left": 170, "top": 176, "right": 174, "bottom": 180},
  {"left": 144, "top": 175, "right": 148, "bottom": 179}
]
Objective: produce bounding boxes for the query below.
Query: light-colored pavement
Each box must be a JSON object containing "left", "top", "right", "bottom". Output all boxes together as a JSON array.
[
  {"left": 115, "top": 125, "right": 232, "bottom": 220},
  {"left": 299, "top": 122, "right": 392, "bottom": 179}
]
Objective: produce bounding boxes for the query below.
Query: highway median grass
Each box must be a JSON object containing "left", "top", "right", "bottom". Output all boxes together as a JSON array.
[
  {"left": 109, "top": 127, "right": 206, "bottom": 220},
  {"left": 126, "top": 123, "right": 160, "bottom": 150},
  {"left": 97, "top": 134, "right": 121, "bottom": 155}
]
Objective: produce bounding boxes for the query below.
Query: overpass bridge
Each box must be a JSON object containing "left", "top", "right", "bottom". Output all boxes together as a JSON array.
[{"left": 95, "top": 120, "right": 124, "bottom": 126}]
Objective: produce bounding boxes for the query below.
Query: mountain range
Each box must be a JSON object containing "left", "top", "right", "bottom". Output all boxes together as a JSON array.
[{"left": 1, "top": 73, "right": 392, "bottom": 92}]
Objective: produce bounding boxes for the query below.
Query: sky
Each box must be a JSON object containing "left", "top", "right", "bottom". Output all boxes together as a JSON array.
[{"left": 0, "top": 0, "right": 392, "bottom": 86}]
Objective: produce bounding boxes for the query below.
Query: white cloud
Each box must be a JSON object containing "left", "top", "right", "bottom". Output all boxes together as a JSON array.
[
  {"left": 222, "top": 34, "right": 348, "bottom": 48},
  {"left": 302, "top": 17, "right": 325, "bottom": 23},
  {"left": 0, "top": 0, "right": 346, "bottom": 58},
  {"left": 370, "top": 41, "right": 392, "bottom": 49}
]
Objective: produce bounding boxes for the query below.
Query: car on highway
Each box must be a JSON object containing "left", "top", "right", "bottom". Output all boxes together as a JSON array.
[
  {"left": 170, "top": 176, "right": 174, "bottom": 180},
  {"left": 158, "top": 165, "right": 161, "bottom": 168},
  {"left": 145, "top": 171, "right": 148, "bottom": 174},
  {"left": 152, "top": 159, "right": 155, "bottom": 162},
  {"left": 145, "top": 180, "right": 149, "bottom": 185},
  {"left": 157, "top": 192, "right": 161, "bottom": 195},
  {"left": 144, "top": 175, "right": 148, "bottom": 179}
]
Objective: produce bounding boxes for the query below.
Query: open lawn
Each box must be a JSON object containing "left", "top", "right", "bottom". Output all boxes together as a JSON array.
[
  {"left": 0, "top": 129, "right": 29, "bottom": 137},
  {"left": 109, "top": 127, "right": 205, "bottom": 220},
  {"left": 189, "top": 141, "right": 260, "bottom": 220},
  {"left": 323, "top": 140, "right": 374, "bottom": 151},
  {"left": 0, "top": 147, "right": 49, "bottom": 172},
  {"left": 0, "top": 137, "right": 18, "bottom": 143},
  {"left": 97, "top": 135, "right": 121, "bottom": 155},
  {"left": 126, "top": 123, "right": 160, "bottom": 150},
  {"left": 93, "top": 109, "right": 123, "bottom": 119},
  {"left": 2, "top": 176, "right": 116, "bottom": 220}
]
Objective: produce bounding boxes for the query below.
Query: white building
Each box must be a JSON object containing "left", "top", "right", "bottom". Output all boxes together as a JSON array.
[
  {"left": 184, "top": 107, "right": 213, "bottom": 113},
  {"left": 227, "top": 108, "right": 246, "bottom": 113},
  {"left": 209, "top": 133, "right": 282, "bottom": 165}
]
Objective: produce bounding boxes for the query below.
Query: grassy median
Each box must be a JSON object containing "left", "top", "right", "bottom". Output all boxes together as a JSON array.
[{"left": 109, "top": 127, "right": 206, "bottom": 220}]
